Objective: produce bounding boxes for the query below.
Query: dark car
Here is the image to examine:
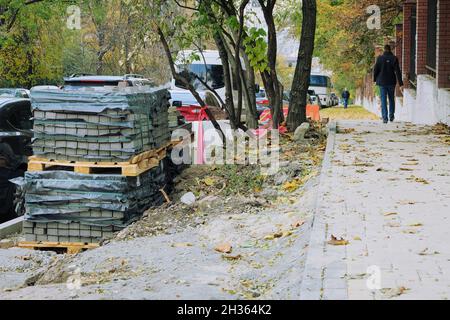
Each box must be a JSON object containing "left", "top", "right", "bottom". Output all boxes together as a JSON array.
[{"left": 0, "top": 96, "right": 33, "bottom": 222}]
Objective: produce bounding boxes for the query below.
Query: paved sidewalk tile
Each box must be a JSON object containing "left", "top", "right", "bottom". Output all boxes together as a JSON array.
[{"left": 300, "top": 121, "right": 450, "bottom": 300}]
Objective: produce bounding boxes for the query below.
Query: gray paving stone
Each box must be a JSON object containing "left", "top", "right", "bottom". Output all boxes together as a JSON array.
[{"left": 300, "top": 121, "right": 450, "bottom": 300}]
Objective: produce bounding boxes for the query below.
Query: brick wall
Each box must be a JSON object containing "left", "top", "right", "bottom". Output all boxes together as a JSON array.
[
  {"left": 402, "top": 1, "right": 416, "bottom": 88},
  {"left": 437, "top": 0, "right": 450, "bottom": 88},
  {"left": 416, "top": 0, "right": 428, "bottom": 75},
  {"left": 395, "top": 24, "right": 404, "bottom": 95}
]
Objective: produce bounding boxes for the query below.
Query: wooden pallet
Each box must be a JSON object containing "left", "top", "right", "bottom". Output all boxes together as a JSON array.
[
  {"left": 18, "top": 241, "right": 100, "bottom": 254},
  {"left": 28, "top": 145, "right": 169, "bottom": 176}
]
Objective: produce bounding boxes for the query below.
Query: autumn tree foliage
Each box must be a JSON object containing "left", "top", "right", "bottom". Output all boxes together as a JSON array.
[{"left": 313, "top": 0, "right": 403, "bottom": 95}]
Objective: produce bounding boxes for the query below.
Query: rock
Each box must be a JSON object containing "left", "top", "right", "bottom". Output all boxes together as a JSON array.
[
  {"left": 274, "top": 173, "right": 290, "bottom": 186},
  {"left": 293, "top": 123, "right": 310, "bottom": 142},
  {"left": 197, "top": 195, "right": 219, "bottom": 210},
  {"left": 180, "top": 192, "right": 196, "bottom": 205}
]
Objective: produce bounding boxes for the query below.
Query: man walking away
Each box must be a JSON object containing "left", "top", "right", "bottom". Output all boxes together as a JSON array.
[
  {"left": 373, "top": 44, "right": 403, "bottom": 123},
  {"left": 342, "top": 88, "right": 350, "bottom": 109}
]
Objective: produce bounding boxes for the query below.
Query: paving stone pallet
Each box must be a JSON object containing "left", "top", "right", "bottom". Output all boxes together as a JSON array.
[
  {"left": 13, "top": 162, "right": 168, "bottom": 244},
  {"left": 30, "top": 87, "right": 171, "bottom": 162}
]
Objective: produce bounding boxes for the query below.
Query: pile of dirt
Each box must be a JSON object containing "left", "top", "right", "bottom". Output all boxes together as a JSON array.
[{"left": 114, "top": 124, "right": 327, "bottom": 241}]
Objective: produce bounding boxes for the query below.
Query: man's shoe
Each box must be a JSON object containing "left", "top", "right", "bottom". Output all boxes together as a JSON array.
[
  {"left": 383, "top": 119, "right": 388, "bottom": 124},
  {"left": 390, "top": 118, "right": 395, "bottom": 122}
]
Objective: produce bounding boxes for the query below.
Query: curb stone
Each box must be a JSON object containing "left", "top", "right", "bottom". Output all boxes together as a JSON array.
[{"left": 299, "top": 121, "right": 349, "bottom": 300}]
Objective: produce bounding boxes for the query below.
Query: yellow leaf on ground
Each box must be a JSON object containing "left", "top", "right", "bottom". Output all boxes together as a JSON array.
[
  {"left": 409, "top": 222, "right": 423, "bottom": 227},
  {"left": 203, "top": 177, "right": 216, "bottom": 186},
  {"left": 403, "top": 229, "right": 418, "bottom": 234},
  {"left": 381, "top": 286, "right": 409, "bottom": 298},
  {"left": 171, "top": 242, "right": 193, "bottom": 248},
  {"left": 291, "top": 220, "right": 305, "bottom": 228},
  {"left": 222, "top": 254, "right": 242, "bottom": 261},
  {"left": 282, "top": 179, "right": 302, "bottom": 193},
  {"left": 383, "top": 212, "right": 398, "bottom": 216},
  {"left": 264, "top": 231, "right": 284, "bottom": 241},
  {"left": 327, "top": 235, "right": 349, "bottom": 246},
  {"left": 215, "top": 243, "right": 232, "bottom": 254}
]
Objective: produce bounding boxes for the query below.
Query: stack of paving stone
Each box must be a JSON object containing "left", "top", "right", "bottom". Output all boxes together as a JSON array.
[
  {"left": 168, "top": 106, "right": 192, "bottom": 136},
  {"left": 31, "top": 87, "right": 170, "bottom": 162},
  {"left": 17, "top": 86, "right": 173, "bottom": 244},
  {"left": 20, "top": 164, "right": 166, "bottom": 243}
]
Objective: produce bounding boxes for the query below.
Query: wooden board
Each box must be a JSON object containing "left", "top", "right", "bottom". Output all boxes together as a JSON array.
[
  {"left": 18, "top": 241, "right": 100, "bottom": 254},
  {"left": 28, "top": 148, "right": 167, "bottom": 177}
]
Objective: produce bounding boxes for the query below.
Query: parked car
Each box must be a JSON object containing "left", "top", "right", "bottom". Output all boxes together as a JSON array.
[
  {"left": 63, "top": 74, "right": 155, "bottom": 89},
  {"left": 0, "top": 88, "right": 30, "bottom": 99},
  {"left": 0, "top": 95, "right": 33, "bottom": 222},
  {"left": 330, "top": 93, "right": 339, "bottom": 106}
]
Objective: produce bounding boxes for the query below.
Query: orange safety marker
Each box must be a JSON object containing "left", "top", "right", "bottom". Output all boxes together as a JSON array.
[{"left": 306, "top": 105, "right": 321, "bottom": 121}]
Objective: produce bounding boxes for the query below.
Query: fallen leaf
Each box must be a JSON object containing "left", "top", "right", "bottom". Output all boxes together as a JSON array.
[
  {"left": 418, "top": 248, "right": 440, "bottom": 256},
  {"left": 172, "top": 242, "right": 193, "bottom": 248},
  {"left": 397, "top": 200, "right": 416, "bottom": 205},
  {"left": 408, "top": 222, "right": 423, "bottom": 227},
  {"left": 282, "top": 231, "right": 293, "bottom": 237},
  {"left": 353, "top": 236, "right": 362, "bottom": 241},
  {"left": 264, "top": 232, "right": 283, "bottom": 241},
  {"left": 215, "top": 243, "right": 232, "bottom": 254},
  {"left": 383, "top": 212, "right": 398, "bottom": 216},
  {"left": 222, "top": 254, "right": 242, "bottom": 261},
  {"left": 203, "top": 177, "right": 216, "bottom": 186},
  {"left": 327, "top": 235, "right": 349, "bottom": 246},
  {"left": 291, "top": 220, "right": 305, "bottom": 228},
  {"left": 381, "top": 286, "right": 409, "bottom": 298},
  {"left": 403, "top": 229, "right": 418, "bottom": 234},
  {"left": 338, "top": 128, "right": 356, "bottom": 134},
  {"left": 386, "top": 222, "right": 401, "bottom": 228},
  {"left": 402, "top": 161, "right": 419, "bottom": 166},
  {"left": 400, "top": 167, "right": 413, "bottom": 171},
  {"left": 282, "top": 179, "right": 302, "bottom": 193}
]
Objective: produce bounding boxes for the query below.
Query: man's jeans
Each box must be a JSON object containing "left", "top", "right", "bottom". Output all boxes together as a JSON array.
[
  {"left": 380, "top": 86, "right": 396, "bottom": 121},
  {"left": 343, "top": 98, "right": 349, "bottom": 109}
]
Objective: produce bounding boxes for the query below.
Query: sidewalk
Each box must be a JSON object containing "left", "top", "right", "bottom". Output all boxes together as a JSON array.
[{"left": 300, "top": 121, "right": 450, "bottom": 300}]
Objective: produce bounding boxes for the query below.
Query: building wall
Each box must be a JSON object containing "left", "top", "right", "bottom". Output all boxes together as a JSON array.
[
  {"left": 437, "top": 0, "right": 450, "bottom": 88},
  {"left": 358, "top": 0, "right": 450, "bottom": 125}
]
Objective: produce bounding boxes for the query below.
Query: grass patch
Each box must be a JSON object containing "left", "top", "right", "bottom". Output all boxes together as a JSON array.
[{"left": 320, "top": 105, "right": 379, "bottom": 120}]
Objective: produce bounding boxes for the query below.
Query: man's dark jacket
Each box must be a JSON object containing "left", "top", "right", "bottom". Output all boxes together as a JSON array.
[
  {"left": 342, "top": 90, "right": 350, "bottom": 99},
  {"left": 373, "top": 51, "right": 404, "bottom": 87}
]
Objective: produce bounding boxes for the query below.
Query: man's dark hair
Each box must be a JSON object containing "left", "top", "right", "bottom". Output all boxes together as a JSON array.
[{"left": 384, "top": 44, "right": 392, "bottom": 52}]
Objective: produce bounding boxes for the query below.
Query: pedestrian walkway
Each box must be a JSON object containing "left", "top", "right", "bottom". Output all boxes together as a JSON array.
[{"left": 300, "top": 121, "right": 450, "bottom": 300}]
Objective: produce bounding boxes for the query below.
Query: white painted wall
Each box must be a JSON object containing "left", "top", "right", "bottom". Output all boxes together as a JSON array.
[{"left": 359, "top": 75, "right": 450, "bottom": 125}]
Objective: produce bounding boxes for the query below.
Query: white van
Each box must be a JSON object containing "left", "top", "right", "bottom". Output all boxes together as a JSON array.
[
  {"left": 170, "top": 50, "right": 226, "bottom": 108},
  {"left": 309, "top": 74, "right": 333, "bottom": 107}
]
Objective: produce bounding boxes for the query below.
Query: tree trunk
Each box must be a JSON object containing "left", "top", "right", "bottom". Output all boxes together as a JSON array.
[
  {"left": 242, "top": 56, "right": 259, "bottom": 129},
  {"left": 214, "top": 32, "right": 238, "bottom": 129},
  {"left": 258, "top": 0, "right": 282, "bottom": 129},
  {"left": 287, "top": 0, "right": 317, "bottom": 132}
]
